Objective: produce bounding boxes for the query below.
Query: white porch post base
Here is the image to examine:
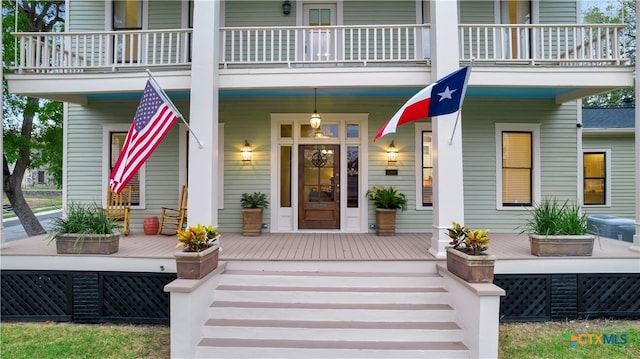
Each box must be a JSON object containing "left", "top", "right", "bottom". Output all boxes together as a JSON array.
[
  {"left": 429, "top": 224, "right": 450, "bottom": 259},
  {"left": 630, "top": 233, "right": 640, "bottom": 253}
]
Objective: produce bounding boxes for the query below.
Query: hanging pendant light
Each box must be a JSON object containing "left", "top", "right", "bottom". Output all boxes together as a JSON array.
[{"left": 309, "top": 88, "right": 322, "bottom": 130}]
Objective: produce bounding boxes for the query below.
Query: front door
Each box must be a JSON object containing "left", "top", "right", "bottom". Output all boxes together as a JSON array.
[{"left": 298, "top": 145, "right": 340, "bottom": 229}]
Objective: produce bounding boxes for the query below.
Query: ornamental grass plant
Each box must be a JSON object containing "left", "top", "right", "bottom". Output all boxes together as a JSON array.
[
  {"left": 519, "top": 198, "right": 589, "bottom": 236},
  {"left": 48, "top": 202, "right": 120, "bottom": 240}
]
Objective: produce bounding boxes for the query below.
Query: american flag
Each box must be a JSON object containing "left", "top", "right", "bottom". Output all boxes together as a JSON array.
[{"left": 109, "top": 79, "right": 178, "bottom": 194}]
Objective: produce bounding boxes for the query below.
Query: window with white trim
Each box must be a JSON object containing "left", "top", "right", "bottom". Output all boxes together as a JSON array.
[
  {"left": 104, "top": 125, "right": 145, "bottom": 208},
  {"left": 583, "top": 149, "right": 610, "bottom": 206},
  {"left": 415, "top": 122, "right": 433, "bottom": 209},
  {"left": 495, "top": 123, "right": 540, "bottom": 209}
]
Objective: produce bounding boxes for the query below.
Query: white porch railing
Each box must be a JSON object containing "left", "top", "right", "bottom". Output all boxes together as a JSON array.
[
  {"left": 10, "top": 24, "right": 629, "bottom": 73},
  {"left": 459, "top": 24, "right": 628, "bottom": 65}
]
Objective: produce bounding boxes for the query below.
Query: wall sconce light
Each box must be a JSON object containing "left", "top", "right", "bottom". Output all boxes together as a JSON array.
[
  {"left": 387, "top": 140, "right": 398, "bottom": 163},
  {"left": 282, "top": 0, "right": 291, "bottom": 15},
  {"left": 241, "top": 140, "right": 252, "bottom": 162},
  {"left": 310, "top": 88, "right": 322, "bottom": 130}
]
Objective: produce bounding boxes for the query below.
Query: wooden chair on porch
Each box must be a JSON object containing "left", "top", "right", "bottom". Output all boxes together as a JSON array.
[
  {"left": 104, "top": 186, "right": 131, "bottom": 236},
  {"left": 158, "top": 185, "right": 188, "bottom": 235}
]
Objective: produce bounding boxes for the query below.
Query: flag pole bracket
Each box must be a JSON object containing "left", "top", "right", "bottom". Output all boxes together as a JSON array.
[{"left": 145, "top": 69, "right": 204, "bottom": 149}]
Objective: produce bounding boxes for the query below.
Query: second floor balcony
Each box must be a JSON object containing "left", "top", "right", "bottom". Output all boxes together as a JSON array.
[{"left": 11, "top": 23, "right": 630, "bottom": 74}]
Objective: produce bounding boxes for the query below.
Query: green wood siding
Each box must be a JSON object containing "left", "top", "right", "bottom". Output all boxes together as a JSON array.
[
  {"left": 343, "top": 1, "right": 416, "bottom": 25},
  {"left": 462, "top": 99, "right": 579, "bottom": 233},
  {"left": 68, "top": 0, "right": 105, "bottom": 31},
  {"left": 583, "top": 135, "right": 636, "bottom": 218},
  {"left": 149, "top": 1, "right": 182, "bottom": 29},
  {"left": 66, "top": 99, "right": 189, "bottom": 232},
  {"left": 459, "top": 0, "right": 495, "bottom": 24},
  {"left": 225, "top": 1, "right": 293, "bottom": 26},
  {"left": 539, "top": 0, "right": 578, "bottom": 23}
]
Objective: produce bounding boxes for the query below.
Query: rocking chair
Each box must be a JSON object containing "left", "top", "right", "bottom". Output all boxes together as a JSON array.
[
  {"left": 104, "top": 186, "right": 131, "bottom": 236},
  {"left": 158, "top": 185, "right": 188, "bottom": 235}
]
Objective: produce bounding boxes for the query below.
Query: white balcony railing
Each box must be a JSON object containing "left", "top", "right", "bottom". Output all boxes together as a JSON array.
[
  {"left": 10, "top": 24, "right": 629, "bottom": 74},
  {"left": 219, "top": 24, "right": 430, "bottom": 67},
  {"left": 459, "top": 24, "right": 628, "bottom": 65},
  {"left": 12, "top": 29, "right": 192, "bottom": 73}
]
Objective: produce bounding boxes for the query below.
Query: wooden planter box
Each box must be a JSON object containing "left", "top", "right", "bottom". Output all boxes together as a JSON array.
[
  {"left": 446, "top": 247, "right": 496, "bottom": 283},
  {"left": 529, "top": 234, "right": 596, "bottom": 256},
  {"left": 175, "top": 244, "right": 220, "bottom": 279},
  {"left": 55, "top": 233, "right": 120, "bottom": 254},
  {"left": 375, "top": 208, "right": 397, "bottom": 236},
  {"left": 242, "top": 208, "right": 263, "bottom": 236}
]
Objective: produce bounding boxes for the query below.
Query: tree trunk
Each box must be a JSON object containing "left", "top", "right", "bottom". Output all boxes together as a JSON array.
[{"left": 3, "top": 96, "right": 46, "bottom": 236}]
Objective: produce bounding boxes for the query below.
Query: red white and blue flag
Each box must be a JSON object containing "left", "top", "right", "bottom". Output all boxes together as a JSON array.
[
  {"left": 374, "top": 66, "right": 471, "bottom": 141},
  {"left": 109, "top": 79, "right": 178, "bottom": 194}
]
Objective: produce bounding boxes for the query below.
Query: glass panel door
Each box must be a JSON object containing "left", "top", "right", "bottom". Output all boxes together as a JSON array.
[{"left": 303, "top": 4, "right": 336, "bottom": 61}]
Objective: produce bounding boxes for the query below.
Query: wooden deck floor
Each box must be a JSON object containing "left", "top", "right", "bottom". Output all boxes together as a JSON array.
[{"left": 2, "top": 231, "right": 637, "bottom": 262}]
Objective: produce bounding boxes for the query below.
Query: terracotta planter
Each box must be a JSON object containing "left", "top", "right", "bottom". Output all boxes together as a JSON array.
[
  {"left": 375, "top": 208, "right": 397, "bottom": 236},
  {"left": 175, "top": 244, "right": 220, "bottom": 279},
  {"left": 242, "top": 208, "right": 263, "bottom": 236},
  {"left": 143, "top": 216, "right": 159, "bottom": 235},
  {"left": 529, "top": 234, "right": 596, "bottom": 256},
  {"left": 55, "top": 233, "right": 120, "bottom": 254},
  {"left": 446, "top": 247, "right": 496, "bottom": 283}
]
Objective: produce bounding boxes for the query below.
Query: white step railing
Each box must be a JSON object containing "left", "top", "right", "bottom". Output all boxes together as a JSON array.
[
  {"left": 10, "top": 24, "right": 629, "bottom": 73},
  {"left": 459, "top": 24, "right": 628, "bottom": 65}
]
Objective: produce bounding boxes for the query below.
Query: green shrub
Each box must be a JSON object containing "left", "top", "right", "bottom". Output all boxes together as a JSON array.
[
  {"left": 366, "top": 186, "right": 408, "bottom": 210},
  {"left": 240, "top": 192, "right": 269, "bottom": 208}
]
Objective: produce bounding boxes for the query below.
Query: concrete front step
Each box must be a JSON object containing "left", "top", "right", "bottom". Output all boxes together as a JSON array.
[
  {"left": 220, "top": 270, "right": 445, "bottom": 288},
  {"left": 203, "top": 319, "right": 463, "bottom": 342},
  {"left": 210, "top": 301, "right": 457, "bottom": 322},
  {"left": 214, "top": 285, "right": 450, "bottom": 304},
  {"left": 198, "top": 268, "right": 468, "bottom": 358},
  {"left": 223, "top": 260, "right": 441, "bottom": 274},
  {"left": 197, "top": 339, "right": 470, "bottom": 359}
]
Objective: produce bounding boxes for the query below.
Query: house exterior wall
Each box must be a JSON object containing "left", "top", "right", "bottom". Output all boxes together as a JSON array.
[
  {"left": 41, "top": 0, "right": 633, "bottom": 235},
  {"left": 583, "top": 134, "right": 637, "bottom": 218}
]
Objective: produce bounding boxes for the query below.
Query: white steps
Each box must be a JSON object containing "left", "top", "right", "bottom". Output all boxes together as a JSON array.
[{"left": 196, "top": 269, "right": 469, "bottom": 358}]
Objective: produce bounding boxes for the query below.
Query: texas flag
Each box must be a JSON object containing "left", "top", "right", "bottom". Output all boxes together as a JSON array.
[{"left": 374, "top": 66, "right": 471, "bottom": 141}]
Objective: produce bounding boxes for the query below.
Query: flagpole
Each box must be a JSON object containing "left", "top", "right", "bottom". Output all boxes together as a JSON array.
[
  {"left": 448, "top": 60, "right": 474, "bottom": 145},
  {"left": 145, "top": 69, "right": 204, "bottom": 148}
]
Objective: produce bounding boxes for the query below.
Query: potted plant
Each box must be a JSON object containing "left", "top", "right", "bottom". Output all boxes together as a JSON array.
[
  {"left": 445, "top": 221, "right": 496, "bottom": 283},
  {"left": 519, "top": 198, "right": 596, "bottom": 256},
  {"left": 174, "top": 224, "right": 221, "bottom": 279},
  {"left": 366, "top": 186, "right": 407, "bottom": 236},
  {"left": 240, "top": 192, "right": 269, "bottom": 236},
  {"left": 49, "top": 202, "right": 122, "bottom": 254}
]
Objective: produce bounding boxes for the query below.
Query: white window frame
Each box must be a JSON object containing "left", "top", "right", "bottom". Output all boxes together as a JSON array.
[
  {"left": 102, "top": 124, "right": 146, "bottom": 209},
  {"left": 415, "top": 122, "right": 433, "bottom": 211},
  {"left": 582, "top": 148, "right": 611, "bottom": 207},
  {"left": 495, "top": 123, "right": 540, "bottom": 210}
]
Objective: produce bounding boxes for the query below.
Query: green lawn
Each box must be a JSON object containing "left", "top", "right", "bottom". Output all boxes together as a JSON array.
[
  {"left": 2, "top": 191, "right": 62, "bottom": 219},
  {"left": 500, "top": 319, "right": 640, "bottom": 358},
  {"left": 1, "top": 319, "right": 638, "bottom": 358},
  {"left": 0, "top": 322, "right": 170, "bottom": 359}
]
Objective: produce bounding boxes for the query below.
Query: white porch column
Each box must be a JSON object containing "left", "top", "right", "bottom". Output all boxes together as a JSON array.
[
  {"left": 429, "top": 0, "right": 464, "bottom": 258},
  {"left": 631, "top": 0, "right": 640, "bottom": 253},
  {"left": 187, "top": 0, "right": 220, "bottom": 226}
]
